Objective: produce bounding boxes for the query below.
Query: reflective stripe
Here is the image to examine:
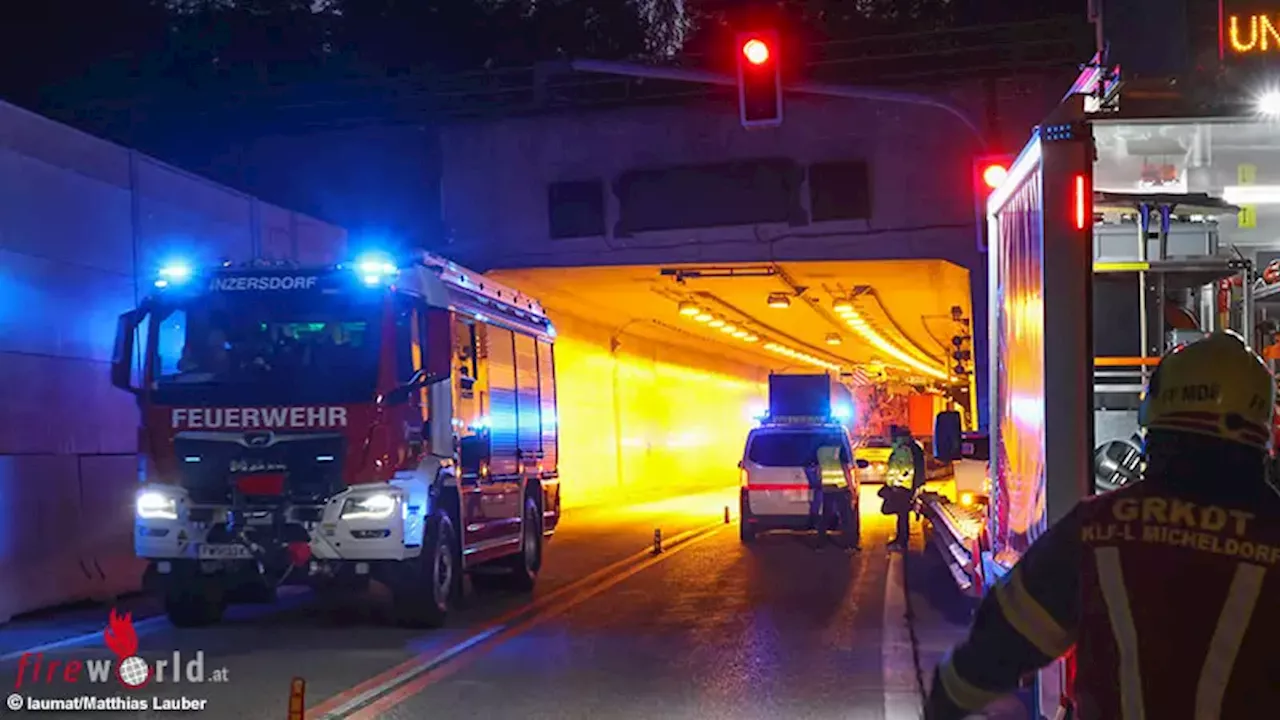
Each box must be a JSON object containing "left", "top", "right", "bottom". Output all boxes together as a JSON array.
[
  {"left": 993, "top": 566, "right": 1072, "bottom": 659},
  {"left": 938, "top": 658, "right": 1003, "bottom": 711},
  {"left": 1094, "top": 547, "right": 1146, "bottom": 720},
  {"left": 1195, "top": 563, "right": 1266, "bottom": 719}
]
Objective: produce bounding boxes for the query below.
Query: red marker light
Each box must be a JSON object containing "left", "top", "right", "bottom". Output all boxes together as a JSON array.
[
  {"left": 981, "top": 163, "right": 1008, "bottom": 189},
  {"left": 742, "top": 38, "right": 770, "bottom": 65}
]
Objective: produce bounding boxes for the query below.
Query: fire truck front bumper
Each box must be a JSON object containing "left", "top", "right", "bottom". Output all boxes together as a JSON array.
[{"left": 133, "top": 483, "right": 430, "bottom": 564}]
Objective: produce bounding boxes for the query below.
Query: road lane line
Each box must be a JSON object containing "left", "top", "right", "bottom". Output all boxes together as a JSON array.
[
  {"left": 883, "top": 552, "right": 924, "bottom": 719},
  {"left": 325, "top": 523, "right": 730, "bottom": 719},
  {"left": 307, "top": 519, "right": 727, "bottom": 716}
]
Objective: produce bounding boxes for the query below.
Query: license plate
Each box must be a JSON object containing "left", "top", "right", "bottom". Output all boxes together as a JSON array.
[{"left": 198, "top": 544, "right": 253, "bottom": 560}]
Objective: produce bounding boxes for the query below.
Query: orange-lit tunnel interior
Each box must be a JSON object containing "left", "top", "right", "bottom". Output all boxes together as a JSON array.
[{"left": 490, "top": 261, "right": 974, "bottom": 510}]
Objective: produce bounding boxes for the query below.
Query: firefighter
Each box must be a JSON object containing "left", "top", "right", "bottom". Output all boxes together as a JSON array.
[
  {"left": 885, "top": 425, "right": 925, "bottom": 551},
  {"left": 924, "top": 331, "right": 1280, "bottom": 719}
]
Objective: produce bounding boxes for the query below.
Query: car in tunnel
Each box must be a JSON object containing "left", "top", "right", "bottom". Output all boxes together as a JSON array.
[
  {"left": 853, "top": 435, "right": 893, "bottom": 483},
  {"left": 738, "top": 422, "right": 860, "bottom": 544}
]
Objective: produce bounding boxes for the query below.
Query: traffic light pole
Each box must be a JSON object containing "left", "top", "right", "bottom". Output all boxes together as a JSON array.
[{"left": 567, "top": 58, "right": 987, "bottom": 148}]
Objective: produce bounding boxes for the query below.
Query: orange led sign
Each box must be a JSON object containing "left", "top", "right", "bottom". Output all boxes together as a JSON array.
[{"left": 1226, "top": 13, "right": 1280, "bottom": 54}]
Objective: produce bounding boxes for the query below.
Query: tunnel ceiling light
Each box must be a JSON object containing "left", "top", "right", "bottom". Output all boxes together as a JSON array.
[
  {"left": 762, "top": 340, "right": 840, "bottom": 371},
  {"left": 826, "top": 333, "right": 842, "bottom": 345},
  {"left": 744, "top": 333, "right": 759, "bottom": 342},
  {"left": 708, "top": 316, "right": 726, "bottom": 328},
  {"left": 678, "top": 301, "right": 700, "bottom": 316},
  {"left": 841, "top": 309, "right": 949, "bottom": 381},
  {"left": 721, "top": 324, "right": 738, "bottom": 334},
  {"left": 832, "top": 298, "right": 853, "bottom": 314},
  {"left": 694, "top": 311, "right": 714, "bottom": 322},
  {"left": 767, "top": 293, "right": 791, "bottom": 309},
  {"left": 732, "top": 329, "right": 749, "bottom": 339}
]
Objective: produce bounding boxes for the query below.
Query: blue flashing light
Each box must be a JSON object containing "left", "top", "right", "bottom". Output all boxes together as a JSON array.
[
  {"left": 748, "top": 404, "right": 768, "bottom": 422},
  {"left": 831, "top": 403, "right": 852, "bottom": 421},
  {"left": 353, "top": 253, "right": 398, "bottom": 286},
  {"left": 154, "top": 261, "right": 193, "bottom": 289}
]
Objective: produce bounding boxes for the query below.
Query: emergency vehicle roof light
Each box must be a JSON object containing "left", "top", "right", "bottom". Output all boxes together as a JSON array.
[
  {"left": 352, "top": 252, "right": 398, "bottom": 286},
  {"left": 155, "top": 261, "right": 193, "bottom": 289}
]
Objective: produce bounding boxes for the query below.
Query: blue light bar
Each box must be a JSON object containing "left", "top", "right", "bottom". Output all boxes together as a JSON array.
[
  {"left": 352, "top": 253, "right": 398, "bottom": 286},
  {"left": 155, "top": 261, "right": 193, "bottom": 289}
]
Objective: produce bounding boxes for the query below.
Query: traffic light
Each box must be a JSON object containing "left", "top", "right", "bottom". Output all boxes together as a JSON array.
[
  {"left": 736, "top": 31, "right": 782, "bottom": 128},
  {"left": 972, "top": 153, "right": 1014, "bottom": 252}
]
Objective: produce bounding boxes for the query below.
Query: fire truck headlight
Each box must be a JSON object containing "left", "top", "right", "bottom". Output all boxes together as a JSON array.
[
  {"left": 341, "top": 492, "right": 398, "bottom": 520},
  {"left": 136, "top": 491, "right": 178, "bottom": 520}
]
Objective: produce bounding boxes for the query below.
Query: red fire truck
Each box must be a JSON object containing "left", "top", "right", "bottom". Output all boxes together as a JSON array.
[{"left": 111, "top": 251, "right": 560, "bottom": 627}]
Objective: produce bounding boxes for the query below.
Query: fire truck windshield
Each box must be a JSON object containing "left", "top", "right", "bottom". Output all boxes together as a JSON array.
[{"left": 147, "top": 290, "right": 382, "bottom": 405}]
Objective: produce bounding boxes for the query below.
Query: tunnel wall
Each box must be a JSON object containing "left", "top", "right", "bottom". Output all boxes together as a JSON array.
[
  {"left": 547, "top": 312, "right": 768, "bottom": 510},
  {"left": 0, "top": 100, "right": 348, "bottom": 624}
]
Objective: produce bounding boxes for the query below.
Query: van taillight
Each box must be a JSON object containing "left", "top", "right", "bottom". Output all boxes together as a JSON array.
[{"left": 739, "top": 467, "right": 747, "bottom": 486}]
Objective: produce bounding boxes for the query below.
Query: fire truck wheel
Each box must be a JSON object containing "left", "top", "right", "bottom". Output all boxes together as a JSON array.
[
  {"left": 739, "top": 491, "right": 756, "bottom": 544},
  {"left": 164, "top": 574, "right": 226, "bottom": 627},
  {"left": 392, "top": 507, "right": 457, "bottom": 628},
  {"left": 501, "top": 494, "right": 543, "bottom": 591}
]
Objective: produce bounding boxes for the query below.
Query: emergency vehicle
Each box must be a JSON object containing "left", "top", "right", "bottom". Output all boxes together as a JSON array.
[
  {"left": 111, "top": 251, "right": 560, "bottom": 628},
  {"left": 739, "top": 374, "right": 862, "bottom": 543},
  {"left": 923, "top": 2, "right": 1280, "bottom": 712}
]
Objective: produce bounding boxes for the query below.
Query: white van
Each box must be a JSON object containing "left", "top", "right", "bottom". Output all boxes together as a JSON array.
[{"left": 738, "top": 422, "right": 863, "bottom": 544}]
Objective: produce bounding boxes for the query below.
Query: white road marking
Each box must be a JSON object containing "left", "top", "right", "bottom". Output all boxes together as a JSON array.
[{"left": 883, "top": 551, "right": 923, "bottom": 719}]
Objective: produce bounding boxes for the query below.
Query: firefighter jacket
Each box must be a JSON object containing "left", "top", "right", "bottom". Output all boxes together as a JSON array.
[{"left": 925, "top": 479, "right": 1280, "bottom": 720}]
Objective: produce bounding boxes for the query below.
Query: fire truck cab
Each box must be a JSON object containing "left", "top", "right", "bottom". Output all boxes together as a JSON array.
[{"left": 111, "top": 252, "right": 560, "bottom": 628}]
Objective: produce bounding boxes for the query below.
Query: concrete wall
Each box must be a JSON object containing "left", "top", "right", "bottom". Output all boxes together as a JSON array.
[
  {"left": 544, "top": 312, "right": 767, "bottom": 509},
  {"left": 438, "top": 71, "right": 1074, "bottom": 431},
  {"left": 0, "top": 100, "right": 347, "bottom": 623}
]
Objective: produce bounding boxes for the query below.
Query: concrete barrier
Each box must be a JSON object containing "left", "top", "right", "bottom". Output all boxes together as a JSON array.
[{"left": 0, "top": 100, "right": 347, "bottom": 624}]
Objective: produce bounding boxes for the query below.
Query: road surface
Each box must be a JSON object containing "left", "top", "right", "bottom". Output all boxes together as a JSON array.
[{"left": 0, "top": 484, "right": 1000, "bottom": 719}]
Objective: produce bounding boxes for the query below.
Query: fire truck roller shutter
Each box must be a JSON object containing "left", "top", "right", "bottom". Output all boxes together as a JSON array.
[
  {"left": 485, "top": 326, "right": 520, "bottom": 477},
  {"left": 537, "top": 339, "right": 558, "bottom": 474},
  {"left": 513, "top": 333, "right": 542, "bottom": 468}
]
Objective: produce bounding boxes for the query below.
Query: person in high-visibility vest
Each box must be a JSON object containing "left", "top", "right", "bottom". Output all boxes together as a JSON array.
[
  {"left": 885, "top": 425, "right": 924, "bottom": 551},
  {"left": 924, "top": 331, "right": 1280, "bottom": 719}
]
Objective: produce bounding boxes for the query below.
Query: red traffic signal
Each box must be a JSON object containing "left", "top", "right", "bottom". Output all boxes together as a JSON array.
[
  {"left": 972, "top": 153, "right": 1015, "bottom": 253},
  {"left": 736, "top": 31, "right": 782, "bottom": 129},
  {"left": 742, "top": 38, "right": 770, "bottom": 65},
  {"left": 981, "top": 163, "right": 1008, "bottom": 189},
  {"left": 973, "top": 154, "right": 1015, "bottom": 195}
]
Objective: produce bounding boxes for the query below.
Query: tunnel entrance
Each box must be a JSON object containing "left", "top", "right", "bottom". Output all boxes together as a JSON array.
[{"left": 489, "top": 261, "right": 974, "bottom": 508}]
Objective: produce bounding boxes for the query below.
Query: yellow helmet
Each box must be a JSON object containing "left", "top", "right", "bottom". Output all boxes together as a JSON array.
[{"left": 1142, "top": 331, "right": 1275, "bottom": 449}]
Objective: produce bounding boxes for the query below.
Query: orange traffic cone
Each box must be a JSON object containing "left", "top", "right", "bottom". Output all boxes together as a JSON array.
[{"left": 287, "top": 677, "right": 305, "bottom": 720}]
